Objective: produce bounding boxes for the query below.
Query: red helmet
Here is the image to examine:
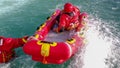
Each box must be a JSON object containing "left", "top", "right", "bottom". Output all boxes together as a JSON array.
[{"left": 64, "top": 2, "right": 73, "bottom": 13}]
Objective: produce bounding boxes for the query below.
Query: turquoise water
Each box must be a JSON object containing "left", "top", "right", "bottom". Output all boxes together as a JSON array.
[{"left": 0, "top": 0, "right": 120, "bottom": 68}]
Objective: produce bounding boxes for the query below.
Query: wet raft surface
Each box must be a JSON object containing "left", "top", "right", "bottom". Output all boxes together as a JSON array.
[{"left": 44, "top": 30, "right": 75, "bottom": 42}]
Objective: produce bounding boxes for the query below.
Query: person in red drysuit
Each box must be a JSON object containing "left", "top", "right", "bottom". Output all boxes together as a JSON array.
[
  {"left": 53, "top": 2, "right": 81, "bottom": 32},
  {"left": 76, "top": 12, "right": 89, "bottom": 32},
  {"left": 0, "top": 36, "right": 28, "bottom": 63}
]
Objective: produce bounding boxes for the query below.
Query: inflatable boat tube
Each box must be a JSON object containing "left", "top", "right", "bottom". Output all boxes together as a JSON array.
[{"left": 23, "top": 9, "right": 87, "bottom": 64}]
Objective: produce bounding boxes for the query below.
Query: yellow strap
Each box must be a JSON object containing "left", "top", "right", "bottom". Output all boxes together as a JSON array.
[
  {"left": 81, "top": 21, "right": 86, "bottom": 26},
  {"left": 53, "top": 12, "right": 56, "bottom": 15},
  {"left": 41, "top": 43, "right": 50, "bottom": 57},
  {"left": 66, "top": 38, "right": 76, "bottom": 44},
  {"left": 37, "top": 41, "right": 57, "bottom": 64},
  {"left": 50, "top": 42, "right": 57, "bottom": 47},
  {"left": 37, "top": 41, "right": 57, "bottom": 57},
  {"left": 42, "top": 57, "right": 48, "bottom": 64},
  {"left": 79, "top": 31, "right": 84, "bottom": 37},
  {"left": 37, "top": 41, "right": 57, "bottom": 47},
  {"left": 38, "top": 23, "right": 46, "bottom": 31},
  {"left": 22, "top": 38, "right": 27, "bottom": 43},
  {"left": 34, "top": 34, "right": 39, "bottom": 39},
  {"left": 2, "top": 52, "right": 5, "bottom": 62},
  {"left": 48, "top": 17, "right": 51, "bottom": 21}
]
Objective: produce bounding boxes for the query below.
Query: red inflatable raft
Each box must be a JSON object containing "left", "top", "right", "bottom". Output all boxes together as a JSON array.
[{"left": 23, "top": 9, "right": 88, "bottom": 64}]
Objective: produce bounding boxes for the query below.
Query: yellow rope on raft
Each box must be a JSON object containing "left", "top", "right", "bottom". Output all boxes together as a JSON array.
[{"left": 37, "top": 41, "right": 57, "bottom": 64}]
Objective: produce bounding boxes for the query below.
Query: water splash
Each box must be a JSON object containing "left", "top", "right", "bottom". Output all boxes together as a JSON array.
[
  {"left": 67, "top": 16, "right": 115, "bottom": 68},
  {"left": 82, "top": 15, "right": 120, "bottom": 68},
  {"left": 83, "top": 18, "right": 112, "bottom": 68},
  {"left": 0, "top": 55, "right": 36, "bottom": 68},
  {"left": 0, "top": 63, "right": 10, "bottom": 68}
]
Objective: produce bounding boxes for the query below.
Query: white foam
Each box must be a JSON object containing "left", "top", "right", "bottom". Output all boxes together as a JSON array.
[
  {"left": 0, "top": 63, "right": 11, "bottom": 68},
  {"left": 67, "top": 16, "right": 113, "bottom": 68},
  {"left": 0, "top": 0, "right": 29, "bottom": 15},
  {"left": 112, "top": 7, "right": 118, "bottom": 10},
  {"left": 82, "top": 18, "right": 112, "bottom": 68},
  {"left": 83, "top": 27, "right": 111, "bottom": 68}
]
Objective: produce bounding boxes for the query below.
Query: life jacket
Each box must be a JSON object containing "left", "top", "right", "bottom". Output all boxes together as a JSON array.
[
  {"left": 0, "top": 40, "right": 15, "bottom": 63},
  {"left": 0, "top": 49, "right": 15, "bottom": 63},
  {"left": 0, "top": 36, "right": 27, "bottom": 63},
  {"left": 53, "top": 10, "right": 80, "bottom": 32},
  {"left": 63, "top": 12, "right": 80, "bottom": 31},
  {"left": 55, "top": 11, "right": 74, "bottom": 23}
]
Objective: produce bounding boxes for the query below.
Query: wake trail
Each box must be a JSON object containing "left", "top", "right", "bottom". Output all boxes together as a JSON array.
[{"left": 68, "top": 16, "right": 114, "bottom": 68}]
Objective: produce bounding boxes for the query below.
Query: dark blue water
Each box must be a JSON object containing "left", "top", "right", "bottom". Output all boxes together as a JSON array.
[{"left": 0, "top": 0, "right": 120, "bottom": 68}]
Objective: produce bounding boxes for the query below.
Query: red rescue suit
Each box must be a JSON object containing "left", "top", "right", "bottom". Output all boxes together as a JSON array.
[
  {"left": 56, "top": 6, "right": 81, "bottom": 32},
  {"left": 0, "top": 36, "right": 28, "bottom": 63}
]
